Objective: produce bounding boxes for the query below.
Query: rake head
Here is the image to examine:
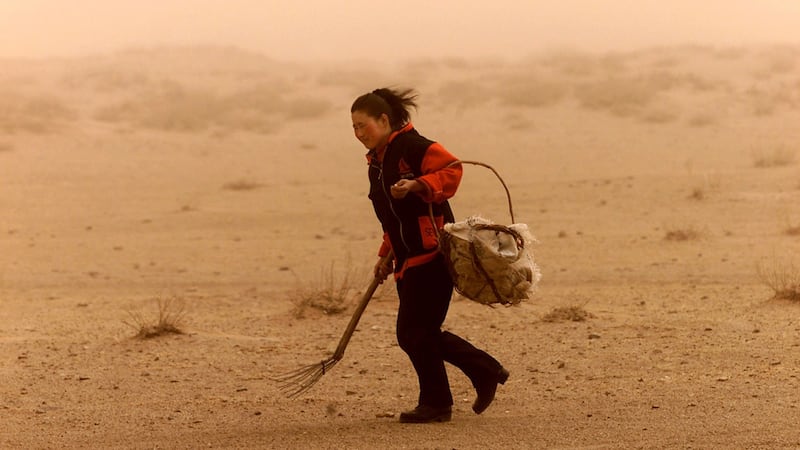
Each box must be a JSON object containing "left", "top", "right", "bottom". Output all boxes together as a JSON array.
[
  {"left": 272, "top": 356, "right": 341, "bottom": 398},
  {"left": 273, "top": 253, "right": 391, "bottom": 399}
]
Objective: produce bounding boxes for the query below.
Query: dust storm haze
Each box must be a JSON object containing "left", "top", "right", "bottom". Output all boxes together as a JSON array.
[
  {"left": 2, "top": 0, "right": 800, "bottom": 61},
  {"left": 4, "top": 1, "right": 800, "bottom": 449}
]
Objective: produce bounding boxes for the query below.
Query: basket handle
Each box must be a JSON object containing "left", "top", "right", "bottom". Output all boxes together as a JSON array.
[
  {"left": 429, "top": 160, "right": 515, "bottom": 226},
  {"left": 447, "top": 160, "right": 515, "bottom": 223}
]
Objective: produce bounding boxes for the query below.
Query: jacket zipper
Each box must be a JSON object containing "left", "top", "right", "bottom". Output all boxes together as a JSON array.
[{"left": 375, "top": 158, "right": 411, "bottom": 252}]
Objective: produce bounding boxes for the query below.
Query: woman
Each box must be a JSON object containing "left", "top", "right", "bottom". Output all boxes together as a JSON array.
[{"left": 351, "top": 88, "right": 509, "bottom": 423}]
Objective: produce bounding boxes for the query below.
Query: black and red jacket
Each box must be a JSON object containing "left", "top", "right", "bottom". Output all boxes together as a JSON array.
[{"left": 366, "top": 123, "right": 462, "bottom": 280}]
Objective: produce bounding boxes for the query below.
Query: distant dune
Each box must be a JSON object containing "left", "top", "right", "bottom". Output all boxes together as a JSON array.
[{"left": 2, "top": 44, "right": 798, "bottom": 137}]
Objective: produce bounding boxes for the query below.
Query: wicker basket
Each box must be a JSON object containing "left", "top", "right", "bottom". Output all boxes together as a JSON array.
[{"left": 433, "top": 161, "right": 541, "bottom": 306}]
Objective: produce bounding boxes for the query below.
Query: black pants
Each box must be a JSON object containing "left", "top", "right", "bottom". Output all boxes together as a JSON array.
[{"left": 396, "top": 254, "right": 503, "bottom": 408}]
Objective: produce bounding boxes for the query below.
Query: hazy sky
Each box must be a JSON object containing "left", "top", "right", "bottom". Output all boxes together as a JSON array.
[{"left": 2, "top": 0, "right": 799, "bottom": 62}]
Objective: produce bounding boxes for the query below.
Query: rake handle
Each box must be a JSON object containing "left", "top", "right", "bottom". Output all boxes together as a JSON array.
[{"left": 331, "top": 252, "right": 393, "bottom": 360}]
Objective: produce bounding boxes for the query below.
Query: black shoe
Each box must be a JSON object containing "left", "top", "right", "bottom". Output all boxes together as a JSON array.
[
  {"left": 472, "top": 367, "right": 510, "bottom": 415},
  {"left": 399, "top": 405, "right": 452, "bottom": 423}
]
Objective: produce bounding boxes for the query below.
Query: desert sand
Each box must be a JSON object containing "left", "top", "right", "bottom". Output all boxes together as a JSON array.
[{"left": 2, "top": 45, "right": 800, "bottom": 449}]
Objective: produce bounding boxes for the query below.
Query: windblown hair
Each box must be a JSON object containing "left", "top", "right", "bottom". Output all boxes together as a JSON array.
[{"left": 351, "top": 88, "right": 418, "bottom": 130}]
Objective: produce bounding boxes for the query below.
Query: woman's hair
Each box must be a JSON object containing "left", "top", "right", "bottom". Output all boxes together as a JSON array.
[{"left": 351, "top": 87, "right": 418, "bottom": 130}]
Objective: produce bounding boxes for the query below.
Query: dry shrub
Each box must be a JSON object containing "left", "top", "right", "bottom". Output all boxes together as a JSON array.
[
  {"left": 664, "top": 226, "right": 703, "bottom": 241},
  {"left": 745, "top": 80, "right": 799, "bottom": 116},
  {"left": 575, "top": 77, "right": 659, "bottom": 117},
  {"left": 0, "top": 91, "right": 75, "bottom": 133},
  {"left": 94, "top": 80, "right": 331, "bottom": 133},
  {"left": 639, "top": 106, "right": 679, "bottom": 124},
  {"left": 757, "top": 259, "right": 800, "bottom": 301},
  {"left": 784, "top": 215, "right": 800, "bottom": 236},
  {"left": 94, "top": 81, "right": 219, "bottom": 131},
  {"left": 682, "top": 73, "right": 720, "bottom": 92},
  {"left": 757, "top": 46, "right": 799, "bottom": 76},
  {"left": 752, "top": 146, "right": 796, "bottom": 168},
  {"left": 687, "top": 173, "right": 721, "bottom": 201},
  {"left": 436, "top": 80, "right": 492, "bottom": 111},
  {"left": 61, "top": 67, "right": 151, "bottom": 92},
  {"left": 494, "top": 76, "right": 568, "bottom": 108},
  {"left": 542, "top": 305, "right": 594, "bottom": 323},
  {"left": 643, "top": 70, "right": 686, "bottom": 91},
  {"left": 688, "top": 186, "right": 706, "bottom": 200},
  {"left": 711, "top": 46, "right": 748, "bottom": 60},
  {"left": 289, "top": 259, "right": 366, "bottom": 319},
  {"left": 124, "top": 297, "right": 187, "bottom": 339},
  {"left": 687, "top": 112, "right": 717, "bottom": 127},
  {"left": 539, "top": 50, "right": 627, "bottom": 78},
  {"left": 316, "top": 67, "right": 387, "bottom": 88},
  {"left": 222, "top": 179, "right": 263, "bottom": 191},
  {"left": 282, "top": 97, "right": 332, "bottom": 120},
  {"left": 216, "top": 109, "right": 279, "bottom": 134}
]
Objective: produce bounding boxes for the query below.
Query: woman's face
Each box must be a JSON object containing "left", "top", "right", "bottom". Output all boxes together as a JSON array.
[{"left": 351, "top": 110, "right": 391, "bottom": 150}]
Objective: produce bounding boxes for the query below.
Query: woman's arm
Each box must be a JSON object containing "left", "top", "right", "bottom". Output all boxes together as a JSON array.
[{"left": 415, "top": 142, "right": 462, "bottom": 203}]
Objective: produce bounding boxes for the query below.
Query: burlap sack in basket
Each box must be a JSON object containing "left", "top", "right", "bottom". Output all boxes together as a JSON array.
[
  {"left": 433, "top": 160, "right": 541, "bottom": 306},
  {"left": 439, "top": 215, "right": 541, "bottom": 305}
]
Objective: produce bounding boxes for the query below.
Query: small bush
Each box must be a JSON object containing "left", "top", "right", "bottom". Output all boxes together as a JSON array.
[
  {"left": 0, "top": 141, "right": 13, "bottom": 152},
  {"left": 575, "top": 77, "right": 659, "bottom": 117},
  {"left": 494, "top": 76, "right": 568, "bottom": 108},
  {"left": 542, "top": 305, "right": 594, "bottom": 323},
  {"left": 94, "top": 80, "right": 330, "bottom": 133},
  {"left": 687, "top": 113, "right": 717, "bottom": 127},
  {"left": 539, "top": 51, "right": 603, "bottom": 77},
  {"left": 0, "top": 91, "right": 75, "bottom": 133},
  {"left": 437, "top": 80, "right": 492, "bottom": 111},
  {"left": 752, "top": 146, "right": 796, "bottom": 168},
  {"left": 222, "top": 179, "right": 263, "bottom": 191},
  {"left": 124, "top": 297, "right": 187, "bottom": 339},
  {"left": 758, "top": 46, "right": 799, "bottom": 76},
  {"left": 61, "top": 67, "right": 151, "bottom": 92},
  {"left": 784, "top": 216, "right": 800, "bottom": 236},
  {"left": 289, "top": 259, "right": 366, "bottom": 319},
  {"left": 757, "top": 260, "right": 800, "bottom": 301},
  {"left": 688, "top": 186, "right": 706, "bottom": 200},
  {"left": 639, "top": 106, "right": 679, "bottom": 124},
  {"left": 664, "top": 226, "right": 703, "bottom": 241}
]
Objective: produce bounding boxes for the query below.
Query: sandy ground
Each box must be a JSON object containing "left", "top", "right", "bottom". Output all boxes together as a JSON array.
[{"left": 2, "top": 45, "right": 800, "bottom": 449}]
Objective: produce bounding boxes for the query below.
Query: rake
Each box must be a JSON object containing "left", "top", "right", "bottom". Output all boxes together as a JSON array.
[{"left": 273, "top": 252, "right": 392, "bottom": 398}]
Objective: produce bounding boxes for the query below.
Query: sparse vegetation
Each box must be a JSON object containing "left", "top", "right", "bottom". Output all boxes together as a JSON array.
[
  {"left": 686, "top": 172, "right": 721, "bottom": 201},
  {"left": 124, "top": 297, "right": 187, "bottom": 339},
  {"left": 687, "top": 112, "right": 717, "bottom": 127},
  {"left": 289, "top": 259, "right": 366, "bottom": 319},
  {"left": 757, "top": 46, "right": 799, "bottom": 76},
  {"left": 784, "top": 216, "right": 800, "bottom": 236},
  {"left": 664, "top": 226, "right": 703, "bottom": 241},
  {"left": 542, "top": 305, "right": 594, "bottom": 322},
  {"left": 494, "top": 76, "right": 568, "bottom": 108},
  {"left": 61, "top": 67, "right": 152, "bottom": 92},
  {"left": 575, "top": 77, "right": 660, "bottom": 117},
  {"left": 757, "top": 259, "right": 800, "bottom": 301},
  {"left": 94, "top": 80, "right": 331, "bottom": 134},
  {"left": 222, "top": 179, "right": 263, "bottom": 191},
  {"left": 0, "top": 91, "right": 75, "bottom": 133},
  {"left": 688, "top": 186, "right": 706, "bottom": 200},
  {"left": 640, "top": 106, "right": 679, "bottom": 124},
  {"left": 436, "top": 80, "right": 492, "bottom": 111},
  {"left": 786, "top": 225, "right": 800, "bottom": 236},
  {"left": 752, "top": 146, "right": 796, "bottom": 168}
]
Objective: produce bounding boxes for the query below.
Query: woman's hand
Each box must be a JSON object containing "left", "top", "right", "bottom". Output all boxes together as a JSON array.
[
  {"left": 374, "top": 257, "right": 394, "bottom": 283},
  {"left": 390, "top": 179, "right": 423, "bottom": 199}
]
